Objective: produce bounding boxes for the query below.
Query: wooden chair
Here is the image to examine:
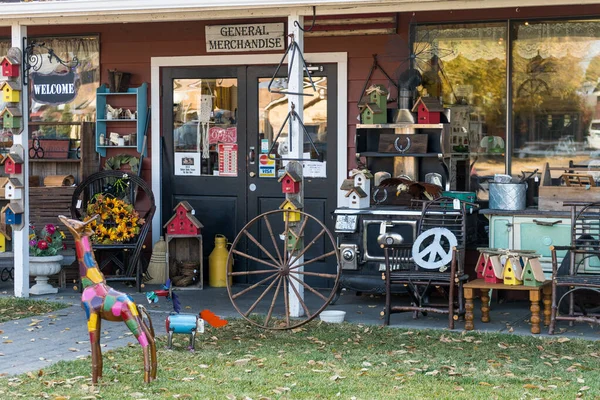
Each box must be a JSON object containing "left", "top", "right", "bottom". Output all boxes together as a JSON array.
[
  {"left": 382, "top": 197, "right": 472, "bottom": 329},
  {"left": 69, "top": 170, "right": 155, "bottom": 291},
  {"left": 549, "top": 202, "right": 600, "bottom": 334}
]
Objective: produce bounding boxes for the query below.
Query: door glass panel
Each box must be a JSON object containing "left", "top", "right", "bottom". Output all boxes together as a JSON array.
[
  {"left": 257, "top": 76, "right": 328, "bottom": 178},
  {"left": 172, "top": 78, "right": 238, "bottom": 176}
]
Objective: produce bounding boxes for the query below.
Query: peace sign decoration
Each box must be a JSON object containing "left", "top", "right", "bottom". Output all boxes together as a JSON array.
[{"left": 412, "top": 227, "right": 457, "bottom": 270}]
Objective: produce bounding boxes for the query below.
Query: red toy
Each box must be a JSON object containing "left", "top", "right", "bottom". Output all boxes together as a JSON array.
[{"left": 164, "top": 201, "right": 203, "bottom": 235}]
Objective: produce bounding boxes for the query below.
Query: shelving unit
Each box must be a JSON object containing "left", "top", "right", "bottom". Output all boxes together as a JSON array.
[{"left": 96, "top": 83, "right": 147, "bottom": 157}]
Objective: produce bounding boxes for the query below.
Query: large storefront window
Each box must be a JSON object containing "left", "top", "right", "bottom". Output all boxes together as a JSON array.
[
  {"left": 512, "top": 20, "right": 600, "bottom": 180},
  {"left": 416, "top": 23, "right": 507, "bottom": 199}
]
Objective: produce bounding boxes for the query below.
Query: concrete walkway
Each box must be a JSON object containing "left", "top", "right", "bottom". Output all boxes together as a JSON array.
[{"left": 1, "top": 281, "right": 598, "bottom": 377}]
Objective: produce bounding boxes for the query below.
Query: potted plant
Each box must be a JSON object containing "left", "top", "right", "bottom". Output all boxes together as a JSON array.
[{"left": 28, "top": 223, "right": 66, "bottom": 295}]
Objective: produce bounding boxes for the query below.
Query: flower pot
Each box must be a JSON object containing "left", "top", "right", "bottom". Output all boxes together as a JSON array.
[{"left": 29, "top": 255, "right": 64, "bottom": 295}]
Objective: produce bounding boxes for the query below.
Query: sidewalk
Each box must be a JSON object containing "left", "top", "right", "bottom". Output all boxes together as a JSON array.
[{"left": 1, "top": 281, "right": 598, "bottom": 377}]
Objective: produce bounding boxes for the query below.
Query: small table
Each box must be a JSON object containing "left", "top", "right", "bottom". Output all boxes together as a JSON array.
[{"left": 464, "top": 279, "right": 551, "bottom": 334}]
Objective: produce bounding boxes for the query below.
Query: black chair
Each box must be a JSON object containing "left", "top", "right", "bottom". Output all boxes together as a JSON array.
[
  {"left": 382, "top": 197, "right": 473, "bottom": 329},
  {"left": 69, "top": 170, "right": 155, "bottom": 291},
  {"left": 549, "top": 202, "right": 600, "bottom": 334}
]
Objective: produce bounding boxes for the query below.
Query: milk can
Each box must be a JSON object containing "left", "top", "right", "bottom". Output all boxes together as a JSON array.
[{"left": 208, "top": 234, "right": 232, "bottom": 287}]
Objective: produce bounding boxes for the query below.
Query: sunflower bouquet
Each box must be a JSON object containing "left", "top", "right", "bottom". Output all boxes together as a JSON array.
[{"left": 85, "top": 194, "right": 144, "bottom": 244}]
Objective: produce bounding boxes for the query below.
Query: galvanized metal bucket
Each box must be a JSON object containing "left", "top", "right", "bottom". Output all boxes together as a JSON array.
[{"left": 489, "top": 183, "right": 526, "bottom": 210}]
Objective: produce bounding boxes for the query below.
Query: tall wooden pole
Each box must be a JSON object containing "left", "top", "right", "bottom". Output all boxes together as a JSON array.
[{"left": 287, "top": 12, "right": 304, "bottom": 317}]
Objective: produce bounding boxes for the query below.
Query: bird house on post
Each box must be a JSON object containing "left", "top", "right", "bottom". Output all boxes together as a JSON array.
[
  {"left": 278, "top": 171, "right": 301, "bottom": 194},
  {"left": 2, "top": 178, "right": 24, "bottom": 200},
  {"left": 345, "top": 186, "right": 369, "bottom": 209},
  {"left": 1, "top": 153, "right": 23, "bottom": 174},
  {"left": 164, "top": 201, "right": 203, "bottom": 235},
  {"left": 279, "top": 198, "right": 302, "bottom": 222},
  {"left": 0, "top": 107, "right": 22, "bottom": 129},
  {"left": 358, "top": 84, "right": 388, "bottom": 124},
  {"left": 2, "top": 203, "right": 23, "bottom": 225},
  {"left": 0, "top": 81, "right": 21, "bottom": 103},
  {"left": 521, "top": 257, "right": 546, "bottom": 287},
  {"left": 503, "top": 256, "right": 523, "bottom": 285},
  {"left": 1, "top": 56, "right": 20, "bottom": 77},
  {"left": 412, "top": 97, "right": 444, "bottom": 124},
  {"left": 484, "top": 254, "right": 504, "bottom": 284},
  {"left": 286, "top": 230, "right": 303, "bottom": 252},
  {"left": 0, "top": 231, "right": 7, "bottom": 252}
]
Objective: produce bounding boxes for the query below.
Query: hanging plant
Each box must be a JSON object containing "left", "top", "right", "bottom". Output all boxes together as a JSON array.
[{"left": 104, "top": 154, "right": 140, "bottom": 174}]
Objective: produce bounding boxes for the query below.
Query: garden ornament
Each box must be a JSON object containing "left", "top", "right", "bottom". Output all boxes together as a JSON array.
[{"left": 58, "top": 215, "right": 157, "bottom": 384}]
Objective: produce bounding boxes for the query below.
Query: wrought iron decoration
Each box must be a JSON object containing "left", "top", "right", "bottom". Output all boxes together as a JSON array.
[{"left": 22, "top": 39, "right": 79, "bottom": 85}]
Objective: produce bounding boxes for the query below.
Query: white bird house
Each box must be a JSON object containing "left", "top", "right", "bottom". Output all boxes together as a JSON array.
[
  {"left": 350, "top": 170, "right": 372, "bottom": 198},
  {"left": 345, "top": 186, "right": 369, "bottom": 209},
  {"left": 2, "top": 178, "right": 23, "bottom": 200}
]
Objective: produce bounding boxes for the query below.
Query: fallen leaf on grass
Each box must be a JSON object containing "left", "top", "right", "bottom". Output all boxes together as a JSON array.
[
  {"left": 497, "top": 342, "right": 509, "bottom": 349},
  {"left": 557, "top": 337, "right": 570, "bottom": 343},
  {"left": 523, "top": 384, "right": 540, "bottom": 389},
  {"left": 454, "top": 386, "right": 465, "bottom": 391}
]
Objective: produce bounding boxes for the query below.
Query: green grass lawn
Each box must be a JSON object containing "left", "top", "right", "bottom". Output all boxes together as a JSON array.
[
  {"left": 0, "top": 319, "right": 598, "bottom": 399},
  {"left": 0, "top": 297, "right": 69, "bottom": 323}
]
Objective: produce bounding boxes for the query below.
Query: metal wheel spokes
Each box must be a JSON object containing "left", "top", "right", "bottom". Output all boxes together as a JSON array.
[{"left": 226, "top": 209, "right": 341, "bottom": 329}]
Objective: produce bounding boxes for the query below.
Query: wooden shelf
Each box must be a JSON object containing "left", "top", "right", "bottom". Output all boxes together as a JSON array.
[
  {"left": 356, "top": 123, "right": 444, "bottom": 129},
  {"left": 358, "top": 152, "right": 443, "bottom": 158},
  {"left": 30, "top": 159, "right": 81, "bottom": 163}
]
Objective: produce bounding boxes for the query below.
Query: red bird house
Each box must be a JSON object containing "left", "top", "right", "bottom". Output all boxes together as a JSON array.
[
  {"left": 411, "top": 97, "right": 444, "bottom": 125},
  {"left": 278, "top": 171, "right": 301, "bottom": 194},
  {"left": 2, "top": 153, "right": 23, "bottom": 174},
  {"left": 1, "top": 56, "right": 19, "bottom": 78},
  {"left": 164, "top": 201, "right": 203, "bottom": 235}
]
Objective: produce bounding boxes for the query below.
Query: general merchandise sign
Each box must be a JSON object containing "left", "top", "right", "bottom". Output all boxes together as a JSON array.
[{"left": 206, "top": 23, "right": 285, "bottom": 53}]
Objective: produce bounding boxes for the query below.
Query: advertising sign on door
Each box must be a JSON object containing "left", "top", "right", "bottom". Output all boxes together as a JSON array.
[
  {"left": 218, "top": 143, "right": 238, "bottom": 177},
  {"left": 258, "top": 153, "right": 276, "bottom": 178},
  {"left": 174, "top": 152, "right": 201, "bottom": 176}
]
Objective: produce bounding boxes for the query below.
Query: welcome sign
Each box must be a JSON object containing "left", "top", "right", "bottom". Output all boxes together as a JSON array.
[
  {"left": 30, "top": 70, "right": 79, "bottom": 105},
  {"left": 206, "top": 23, "right": 285, "bottom": 53}
]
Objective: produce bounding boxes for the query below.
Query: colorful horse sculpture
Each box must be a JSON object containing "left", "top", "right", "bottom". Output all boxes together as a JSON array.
[{"left": 59, "top": 215, "right": 157, "bottom": 383}]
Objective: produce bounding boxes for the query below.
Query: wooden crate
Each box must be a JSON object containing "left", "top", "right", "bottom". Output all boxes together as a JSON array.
[
  {"left": 165, "top": 234, "right": 203, "bottom": 289},
  {"left": 538, "top": 162, "right": 600, "bottom": 210}
]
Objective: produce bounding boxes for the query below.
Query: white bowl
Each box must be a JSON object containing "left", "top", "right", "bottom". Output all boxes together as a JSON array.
[{"left": 319, "top": 310, "right": 346, "bottom": 323}]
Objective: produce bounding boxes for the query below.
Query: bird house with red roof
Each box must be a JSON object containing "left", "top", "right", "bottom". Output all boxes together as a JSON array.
[
  {"left": 1, "top": 56, "right": 19, "bottom": 78},
  {"left": 163, "top": 201, "right": 204, "bottom": 235},
  {"left": 411, "top": 97, "right": 444, "bottom": 124},
  {"left": 1, "top": 153, "right": 23, "bottom": 174},
  {"left": 278, "top": 170, "right": 301, "bottom": 194}
]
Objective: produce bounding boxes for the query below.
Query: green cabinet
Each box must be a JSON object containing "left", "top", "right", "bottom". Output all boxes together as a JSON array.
[{"left": 96, "top": 83, "right": 147, "bottom": 157}]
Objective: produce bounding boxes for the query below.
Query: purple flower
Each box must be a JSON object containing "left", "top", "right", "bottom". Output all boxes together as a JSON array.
[{"left": 29, "top": 239, "right": 37, "bottom": 247}]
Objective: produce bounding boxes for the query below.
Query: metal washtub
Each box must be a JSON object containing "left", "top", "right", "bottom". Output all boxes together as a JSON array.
[{"left": 489, "top": 183, "right": 527, "bottom": 210}]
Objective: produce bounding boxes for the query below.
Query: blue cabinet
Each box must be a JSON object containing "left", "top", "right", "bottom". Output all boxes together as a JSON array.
[{"left": 96, "top": 83, "right": 147, "bottom": 157}]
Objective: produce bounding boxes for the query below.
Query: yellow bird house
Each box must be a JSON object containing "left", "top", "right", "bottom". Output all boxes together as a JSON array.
[
  {"left": 279, "top": 199, "right": 302, "bottom": 222},
  {"left": 503, "top": 256, "right": 523, "bottom": 286},
  {"left": 0, "top": 232, "right": 7, "bottom": 252},
  {"left": 1, "top": 81, "right": 21, "bottom": 103}
]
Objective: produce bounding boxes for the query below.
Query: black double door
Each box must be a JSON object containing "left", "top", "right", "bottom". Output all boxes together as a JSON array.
[{"left": 162, "top": 64, "right": 338, "bottom": 285}]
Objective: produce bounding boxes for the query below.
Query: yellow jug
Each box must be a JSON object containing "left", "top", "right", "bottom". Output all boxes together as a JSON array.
[{"left": 208, "top": 234, "right": 232, "bottom": 287}]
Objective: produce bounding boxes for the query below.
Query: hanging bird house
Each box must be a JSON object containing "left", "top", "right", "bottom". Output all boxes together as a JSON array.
[
  {"left": 345, "top": 186, "right": 369, "bottom": 209},
  {"left": 2, "top": 178, "right": 23, "bottom": 200},
  {"left": 503, "top": 256, "right": 523, "bottom": 286},
  {"left": 411, "top": 96, "right": 444, "bottom": 124},
  {"left": 484, "top": 254, "right": 504, "bottom": 284},
  {"left": 521, "top": 257, "right": 546, "bottom": 287},
  {"left": 1, "top": 56, "right": 20, "bottom": 78},
  {"left": 278, "top": 170, "right": 301, "bottom": 194},
  {"left": 0, "top": 231, "right": 7, "bottom": 252},
  {"left": 279, "top": 199, "right": 302, "bottom": 222},
  {"left": 358, "top": 84, "right": 388, "bottom": 124},
  {"left": 2, "top": 203, "right": 23, "bottom": 225},
  {"left": 1, "top": 152, "right": 23, "bottom": 174},
  {"left": 0, "top": 107, "right": 22, "bottom": 129},
  {"left": 0, "top": 81, "right": 21, "bottom": 103},
  {"left": 163, "top": 201, "right": 203, "bottom": 235}
]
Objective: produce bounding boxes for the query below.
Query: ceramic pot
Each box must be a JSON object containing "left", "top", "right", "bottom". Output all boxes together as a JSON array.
[{"left": 29, "top": 255, "right": 63, "bottom": 295}]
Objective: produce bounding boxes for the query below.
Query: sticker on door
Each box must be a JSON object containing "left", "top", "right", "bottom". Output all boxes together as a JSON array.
[{"left": 258, "top": 154, "right": 276, "bottom": 177}]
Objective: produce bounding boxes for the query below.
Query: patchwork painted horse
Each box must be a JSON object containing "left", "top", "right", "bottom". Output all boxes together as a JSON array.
[{"left": 58, "top": 215, "right": 157, "bottom": 383}]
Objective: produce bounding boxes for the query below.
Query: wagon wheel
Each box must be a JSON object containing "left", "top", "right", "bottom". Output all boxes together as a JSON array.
[{"left": 226, "top": 209, "right": 340, "bottom": 330}]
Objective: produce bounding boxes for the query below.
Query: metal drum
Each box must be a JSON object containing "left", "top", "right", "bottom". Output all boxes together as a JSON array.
[{"left": 489, "top": 183, "right": 526, "bottom": 210}]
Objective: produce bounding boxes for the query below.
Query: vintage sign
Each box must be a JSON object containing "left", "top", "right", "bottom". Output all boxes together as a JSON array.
[
  {"left": 209, "top": 126, "right": 237, "bottom": 144},
  {"left": 30, "top": 70, "right": 79, "bottom": 105},
  {"left": 174, "top": 152, "right": 201, "bottom": 176},
  {"left": 206, "top": 23, "right": 285, "bottom": 53}
]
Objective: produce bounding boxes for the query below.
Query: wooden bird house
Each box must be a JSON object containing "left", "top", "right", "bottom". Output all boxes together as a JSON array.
[
  {"left": 0, "top": 107, "right": 22, "bottom": 129},
  {"left": 279, "top": 198, "right": 302, "bottom": 222},
  {"left": 345, "top": 186, "right": 369, "bottom": 209},
  {"left": 521, "top": 257, "right": 546, "bottom": 287},
  {"left": 475, "top": 251, "right": 489, "bottom": 279},
  {"left": 359, "top": 84, "right": 388, "bottom": 124},
  {"left": 0, "top": 231, "right": 7, "bottom": 252},
  {"left": 3, "top": 178, "right": 23, "bottom": 200},
  {"left": 278, "top": 171, "right": 301, "bottom": 194},
  {"left": 411, "top": 97, "right": 444, "bottom": 124},
  {"left": 2, "top": 203, "right": 23, "bottom": 225},
  {"left": 484, "top": 254, "right": 504, "bottom": 284},
  {"left": 503, "top": 256, "right": 523, "bottom": 286},
  {"left": 0, "top": 81, "right": 21, "bottom": 103},
  {"left": 350, "top": 169, "right": 372, "bottom": 198},
  {"left": 1, "top": 153, "right": 23, "bottom": 174},
  {"left": 164, "top": 201, "right": 203, "bottom": 235},
  {"left": 1, "top": 56, "right": 20, "bottom": 77},
  {"left": 286, "top": 230, "right": 303, "bottom": 252}
]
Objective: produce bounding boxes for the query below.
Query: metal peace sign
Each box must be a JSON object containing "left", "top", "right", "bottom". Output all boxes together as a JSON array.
[
  {"left": 29, "top": 136, "right": 45, "bottom": 159},
  {"left": 411, "top": 227, "right": 457, "bottom": 270}
]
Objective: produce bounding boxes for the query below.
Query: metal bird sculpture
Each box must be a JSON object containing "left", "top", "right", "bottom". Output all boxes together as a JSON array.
[{"left": 378, "top": 177, "right": 443, "bottom": 200}]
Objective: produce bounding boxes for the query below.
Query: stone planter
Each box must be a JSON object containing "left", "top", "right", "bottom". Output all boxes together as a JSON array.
[{"left": 29, "top": 255, "right": 64, "bottom": 295}]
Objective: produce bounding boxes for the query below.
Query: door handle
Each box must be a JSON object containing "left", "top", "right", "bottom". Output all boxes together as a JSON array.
[
  {"left": 248, "top": 146, "right": 255, "bottom": 164},
  {"left": 533, "top": 219, "right": 562, "bottom": 227}
]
